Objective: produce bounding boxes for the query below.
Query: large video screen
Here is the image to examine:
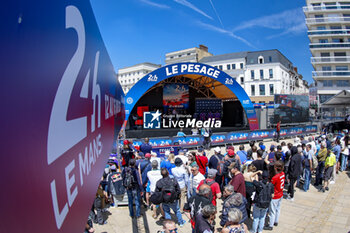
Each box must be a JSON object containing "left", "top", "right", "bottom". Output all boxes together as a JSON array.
[
  {"left": 163, "top": 84, "right": 189, "bottom": 111},
  {"left": 274, "top": 95, "right": 309, "bottom": 124}
]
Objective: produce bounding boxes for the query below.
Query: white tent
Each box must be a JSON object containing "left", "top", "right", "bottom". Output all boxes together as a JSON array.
[{"left": 321, "top": 90, "right": 350, "bottom": 108}]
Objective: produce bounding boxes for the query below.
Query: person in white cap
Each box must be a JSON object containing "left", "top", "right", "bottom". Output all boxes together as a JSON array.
[
  {"left": 175, "top": 149, "right": 188, "bottom": 165},
  {"left": 150, "top": 151, "right": 161, "bottom": 170}
]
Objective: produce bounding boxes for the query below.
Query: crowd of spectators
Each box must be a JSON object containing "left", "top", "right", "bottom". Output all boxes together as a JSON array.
[{"left": 86, "top": 129, "right": 350, "bottom": 233}]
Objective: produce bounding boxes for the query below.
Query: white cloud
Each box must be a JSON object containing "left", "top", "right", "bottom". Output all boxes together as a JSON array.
[
  {"left": 233, "top": 8, "right": 305, "bottom": 33},
  {"left": 267, "top": 22, "right": 307, "bottom": 39},
  {"left": 139, "top": 0, "right": 170, "bottom": 9},
  {"left": 173, "top": 0, "right": 213, "bottom": 20},
  {"left": 196, "top": 21, "right": 256, "bottom": 48}
]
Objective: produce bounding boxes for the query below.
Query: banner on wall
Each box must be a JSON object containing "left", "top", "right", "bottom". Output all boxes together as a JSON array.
[
  {"left": 1, "top": 2, "right": 124, "bottom": 232},
  {"left": 122, "top": 125, "right": 318, "bottom": 149}
]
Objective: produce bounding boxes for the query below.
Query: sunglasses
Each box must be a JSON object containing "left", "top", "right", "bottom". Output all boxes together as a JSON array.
[{"left": 169, "top": 228, "right": 178, "bottom": 233}]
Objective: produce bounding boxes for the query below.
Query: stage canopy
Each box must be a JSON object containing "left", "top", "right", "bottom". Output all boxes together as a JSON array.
[
  {"left": 124, "top": 62, "right": 259, "bottom": 130},
  {"left": 321, "top": 90, "right": 350, "bottom": 108}
]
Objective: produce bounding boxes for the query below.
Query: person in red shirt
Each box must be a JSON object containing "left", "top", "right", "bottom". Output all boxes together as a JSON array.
[
  {"left": 195, "top": 148, "right": 208, "bottom": 175},
  {"left": 276, "top": 120, "right": 281, "bottom": 142},
  {"left": 264, "top": 160, "right": 285, "bottom": 231},
  {"left": 197, "top": 169, "right": 222, "bottom": 206},
  {"left": 228, "top": 162, "right": 246, "bottom": 198}
]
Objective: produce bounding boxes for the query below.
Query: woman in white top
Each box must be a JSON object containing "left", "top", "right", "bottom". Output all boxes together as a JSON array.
[{"left": 147, "top": 160, "right": 164, "bottom": 219}]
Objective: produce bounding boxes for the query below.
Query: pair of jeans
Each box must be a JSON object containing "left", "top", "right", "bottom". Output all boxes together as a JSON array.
[
  {"left": 341, "top": 153, "right": 348, "bottom": 171},
  {"left": 315, "top": 161, "right": 325, "bottom": 186},
  {"left": 303, "top": 168, "right": 311, "bottom": 191},
  {"left": 269, "top": 197, "right": 282, "bottom": 228},
  {"left": 162, "top": 200, "right": 185, "bottom": 224},
  {"left": 127, "top": 189, "right": 141, "bottom": 217},
  {"left": 251, "top": 205, "right": 268, "bottom": 233}
]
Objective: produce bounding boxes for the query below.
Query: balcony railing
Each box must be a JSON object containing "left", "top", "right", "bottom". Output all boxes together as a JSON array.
[
  {"left": 306, "top": 16, "right": 350, "bottom": 24},
  {"left": 304, "top": 5, "right": 350, "bottom": 12},
  {"left": 312, "top": 70, "right": 350, "bottom": 77},
  {"left": 310, "top": 42, "right": 350, "bottom": 49},
  {"left": 311, "top": 56, "right": 350, "bottom": 63},
  {"left": 308, "top": 29, "right": 350, "bottom": 36}
]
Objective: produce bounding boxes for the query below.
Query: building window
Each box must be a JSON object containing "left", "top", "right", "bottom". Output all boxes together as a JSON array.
[
  {"left": 187, "top": 53, "right": 191, "bottom": 55},
  {"left": 319, "top": 94, "right": 334, "bottom": 103},
  {"left": 336, "top": 80, "right": 350, "bottom": 86},
  {"left": 269, "top": 84, "right": 274, "bottom": 95},
  {"left": 219, "top": 65, "right": 223, "bottom": 70},
  {"left": 251, "top": 70, "right": 255, "bottom": 79},
  {"left": 251, "top": 85, "right": 255, "bottom": 96},
  {"left": 258, "top": 56, "right": 264, "bottom": 64},
  {"left": 323, "top": 80, "right": 333, "bottom": 87},
  {"left": 332, "top": 38, "right": 344, "bottom": 43},
  {"left": 170, "top": 56, "right": 174, "bottom": 59},
  {"left": 317, "top": 26, "right": 326, "bottom": 30},
  {"left": 268, "top": 56, "right": 272, "bottom": 62},
  {"left": 240, "top": 77, "right": 244, "bottom": 85},
  {"left": 336, "top": 66, "right": 348, "bottom": 70},
  {"left": 260, "top": 69, "right": 264, "bottom": 79},
  {"left": 232, "top": 64, "right": 236, "bottom": 69},
  {"left": 330, "top": 25, "right": 342, "bottom": 29},
  {"left": 269, "top": 69, "right": 273, "bottom": 78},
  {"left": 214, "top": 66, "right": 218, "bottom": 68},
  {"left": 319, "top": 39, "right": 328, "bottom": 43},
  {"left": 178, "top": 54, "right": 182, "bottom": 57},
  {"left": 259, "top": 84, "right": 265, "bottom": 95},
  {"left": 227, "top": 64, "right": 231, "bottom": 70},
  {"left": 240, "top": 63, "right": 244, "bottom": 69}
]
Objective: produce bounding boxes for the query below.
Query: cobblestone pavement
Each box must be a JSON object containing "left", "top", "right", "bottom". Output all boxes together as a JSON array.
[{"left": 94, "top": 139, "right": 350, "bottom": 233}]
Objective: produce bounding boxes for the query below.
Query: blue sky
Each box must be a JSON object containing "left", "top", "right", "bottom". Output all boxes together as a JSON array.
[{"left": 90, "top": 0, "right": 313, "bottom": 83}]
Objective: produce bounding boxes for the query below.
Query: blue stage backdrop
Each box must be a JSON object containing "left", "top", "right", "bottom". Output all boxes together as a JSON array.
[{"left": 1, "top": 1, "right": 124, "bottom": 232}]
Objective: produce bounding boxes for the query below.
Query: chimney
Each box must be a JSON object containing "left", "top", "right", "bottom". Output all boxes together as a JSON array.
[
  {"left": 199, "top": 44, "right": 208, "bottom": 52},
  {"left": 294, "top": 67, "right": 298, "bottom": 73}
]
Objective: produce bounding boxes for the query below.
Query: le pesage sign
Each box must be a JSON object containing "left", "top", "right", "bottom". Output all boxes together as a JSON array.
[{"left": 1, "top": 1, "right": 124, "bottom": 233}]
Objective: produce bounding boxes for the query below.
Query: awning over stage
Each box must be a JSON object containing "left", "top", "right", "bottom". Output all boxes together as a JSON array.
[
  {"left": 143, "top": 73, "right": 238, "bottom": 100},
  {"left": 321, "top": 90, "right": 350, "bottom": 108}
]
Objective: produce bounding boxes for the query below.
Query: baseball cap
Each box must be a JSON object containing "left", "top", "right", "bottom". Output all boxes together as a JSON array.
[
  {"left": 198, "top": 147, "right": 204, "bottom": 152},
  {"left": 207, "top": 168, "right": 217, "bottom": 178},
  {"left": 145, "top": 153, "right": 151, "bottom": 158},
  {"left": 175, "top": 158, "right": 183, "bottom": 166},
  {"left": 123, "top": 140, "right": 130, "bottom": 145},
  {"left": 259, "top": 145, "right": 266, "bottom": 151},
  {"left": 214, "top": 147, "right": 221, "bottom": 153},
  {"left": 228, "top": 149, "right": 235, "bottom": 156},
  {"left": 270, "top": 145, "right": 275, "bottom": 150}
]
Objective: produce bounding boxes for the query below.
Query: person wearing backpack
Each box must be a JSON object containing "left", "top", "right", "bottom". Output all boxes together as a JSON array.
[
  {"left": 107, "top": 165, "right": 125, "bottom": 208},
  {"left": 122, "top": 159, "right": 144, "bottom": 218},
  {"left": 196, "top": 169, "right": 222, "bottom": 206},
  {"left": 220, "top": 184, "right": 248, "bottom": 227},
  {"left": 155, "top": 168, "right": 186, "bottom": 227},
  {"left": 209, "top": 147, "right": 225, "bottom": 188},
  {"left": 264, "top": 161, "right": 285, "bottom": 231},
  {"left": 251, "top": 172, "right": 274, "bottom": 233}
]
